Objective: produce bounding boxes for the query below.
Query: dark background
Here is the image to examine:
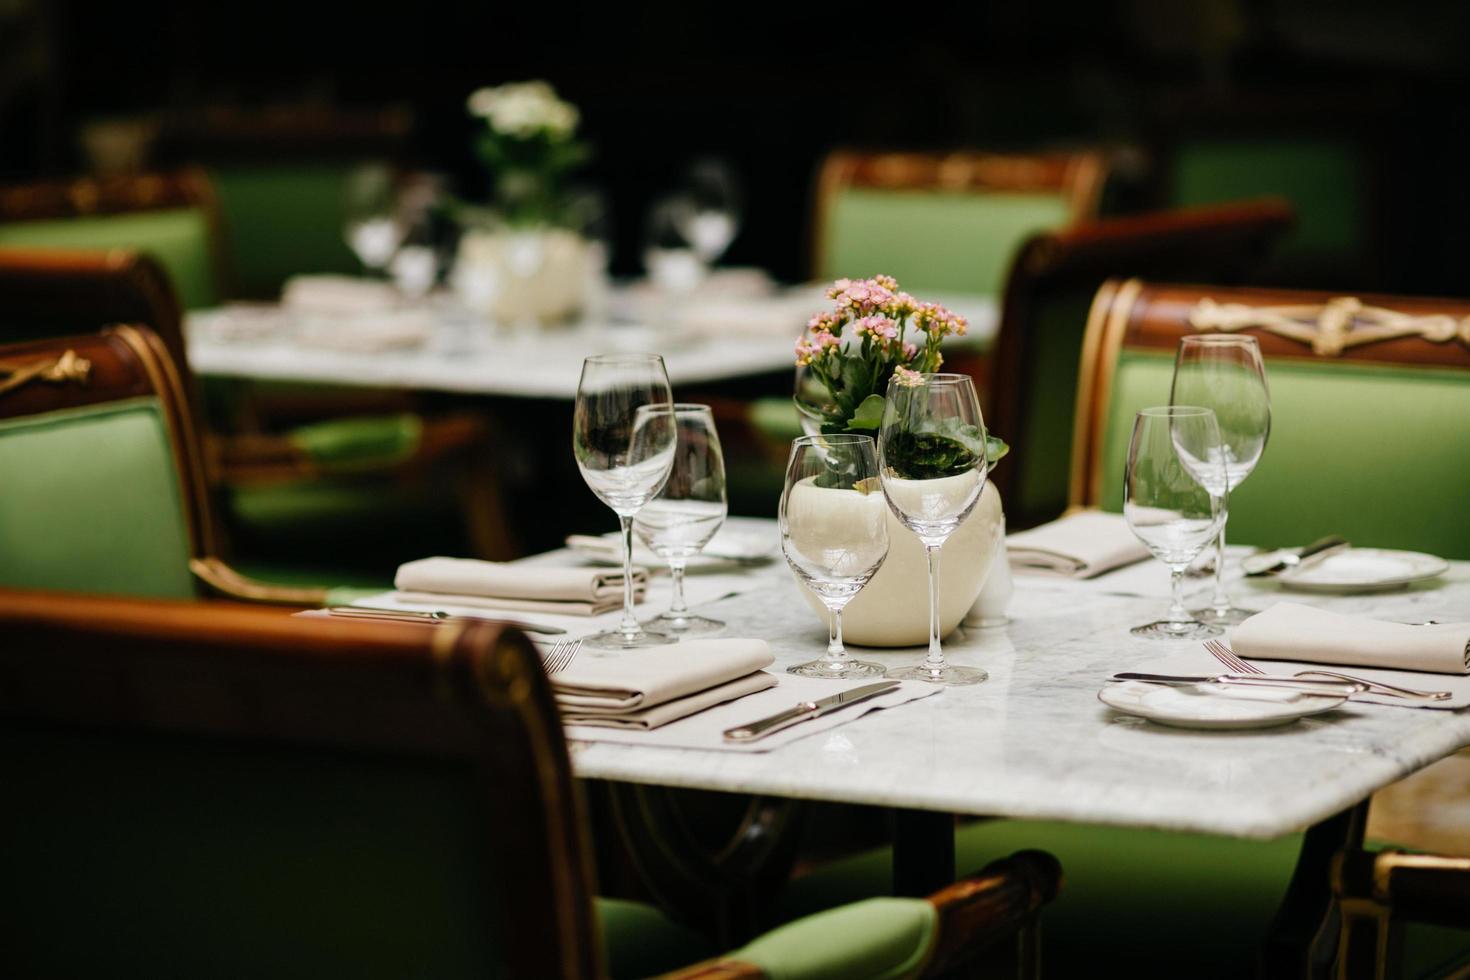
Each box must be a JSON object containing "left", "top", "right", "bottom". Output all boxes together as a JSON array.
[{"left": 6, "top": 0, "right": 1470, "bottom": 290}]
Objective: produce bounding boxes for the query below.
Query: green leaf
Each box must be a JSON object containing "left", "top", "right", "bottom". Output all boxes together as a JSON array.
[
  {"left": 840, "top": 357, "right": 874, "bottom": 403},
  {"left": 846, "top": 394, "right": 886, "bottom": 431},
  {"left": 986, "top": 435, "right": 1010, "bottom": 462}
]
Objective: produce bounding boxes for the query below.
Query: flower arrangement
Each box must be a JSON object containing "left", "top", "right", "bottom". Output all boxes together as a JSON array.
[{"left": 466, "top": 80, "right": 590, "bottom": 227}]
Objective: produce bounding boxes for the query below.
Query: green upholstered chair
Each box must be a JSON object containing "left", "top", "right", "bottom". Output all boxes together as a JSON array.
[
  {"left": 0, "top": 169, "right": 226, "bottom": 309},
  {"left": 1070, "top": 279, "right": 1470, "bottom": 558},
  {"left": 811, "top": 149, "right": 1109, "bottom": 296},
  {"left": 0, "top": 325, "right": 339, "bottom": 605},
  {"left": 0, "top": 589, "right": 1062, "bottom": 979},
  {"left": 987, "top": 200, "right": 1294, "bottom": 528}
]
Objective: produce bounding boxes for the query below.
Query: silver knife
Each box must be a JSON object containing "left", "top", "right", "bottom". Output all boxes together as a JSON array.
[
  {"left": 723, "top": 680, "right": 901, "bottom": 742},
  {"left": 326, "top": 606, "right": 567, "bottom": 635},
  {"left": 1241, "top": 536, "right": 1349, "bottom": 576},
  {"left": 1110, "top": 672, "right": 1361, "bottom": 696}
]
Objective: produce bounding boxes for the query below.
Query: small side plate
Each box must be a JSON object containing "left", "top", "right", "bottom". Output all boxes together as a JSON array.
[
  {"left": 1277, "top": 548, "right": 1449, "bottom": 594},
  {"left": 1098, "top": 681, "right": 1349, "bottom": 730}
]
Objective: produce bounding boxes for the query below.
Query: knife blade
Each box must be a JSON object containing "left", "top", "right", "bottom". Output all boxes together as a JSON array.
[
  {"left": 326, "top": 606, "right": 567, "bottom": 635},
  {"left": 723, "top": 680, "right": 901, "bottom": 742},
  {"left": 1110, "top": 672, "right": 1361, "bottom": 696},
  {"left": 1241, "top": 535, "right": 1349, "bottom": 576}
]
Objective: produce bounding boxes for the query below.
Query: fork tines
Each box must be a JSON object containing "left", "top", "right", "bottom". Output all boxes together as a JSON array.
[
  {"left": 541, "top": 639, "right": 582, "bottom": 675},
  {"left": 1205, "top": 638, "right": 1257, "bottom": 675}
]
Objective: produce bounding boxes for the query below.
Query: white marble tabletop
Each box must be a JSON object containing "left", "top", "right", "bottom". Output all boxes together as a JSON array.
[
  {"left": 185, "top": 287, "right": 998, "bottom": 400},
  {"left": 566, "top": 525, "right": 1470, "bottom": 840}
]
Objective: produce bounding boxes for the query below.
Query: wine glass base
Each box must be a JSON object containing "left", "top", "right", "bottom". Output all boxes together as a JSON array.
[
  {"left": 641, "top": 613, "right": 725, "bottom": 636},
  {"left": 1130, "top": 620, "right": 1223, "bottom": 640},
  {"left": 582, "top": 627, "right": 677, "bottom": 650},
  {"left": 1189, "top": 605, "right": 1258, "bottom": 627},
  {"left": 888, "top": 664, "right": 988, "bottom": 686},
  {"left": 788, "top": 658, "right": 886, "bottom": 679}
]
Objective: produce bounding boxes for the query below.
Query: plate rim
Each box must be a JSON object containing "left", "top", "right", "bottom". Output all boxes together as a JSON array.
[
  {"left": 1097, "top": 680, "right": 1348, "bottom": 729},
  {"left": 1278, "top": 547, "right": 1449, "bottom": 593}
]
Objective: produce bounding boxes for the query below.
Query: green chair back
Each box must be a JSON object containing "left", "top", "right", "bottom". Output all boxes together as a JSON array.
[
  {"left": 1078, "top": 280, "right": 1470, "bottom": 557},
  {"left": 0, "top": 327, "right": 210, "bottom": 597},
  {"left": 0, "top": 594, "right": 601, "bottom": 978},
  {"left": 0, "top": 208, "right": 220, "bottom": 309},
  {"left": 812, "top": 150, "right": 1104, "bottom": 295}
]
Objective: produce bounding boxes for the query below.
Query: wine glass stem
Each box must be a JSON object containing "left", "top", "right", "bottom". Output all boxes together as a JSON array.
[
  {"left": 1167, "top": 567, "right": 1190, "bottom": 625},
  {"left": 667, "top": 559, "right": 689, "bottom": 617},
  {"left": 617, "top": 514, "right": 640, "bottom": 637},
  {"left": 925, "top": 544, "right": 945, "bottom": 670},
  {"left": 1211, "top": 519, "right": 1230, "bottom": 612},
  {"left": 825, "top": 606, "right": 850, "bottom": 664}
]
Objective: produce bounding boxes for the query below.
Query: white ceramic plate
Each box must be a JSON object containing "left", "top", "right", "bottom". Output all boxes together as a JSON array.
[
  {"left": 1277, "top": 548, "right": 1449, "bottom": 594},
  {"left": 1097, "top": 681, "right": 1349, "bottom": 730}
]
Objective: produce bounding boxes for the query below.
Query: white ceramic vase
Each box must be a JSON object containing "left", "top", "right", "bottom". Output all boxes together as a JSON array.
[
  {"left": 454, "top": 228, "right": 588, "bottom": 324},
  {"left": 792, "top": 479, "right": 1004, "bottom": 647}
]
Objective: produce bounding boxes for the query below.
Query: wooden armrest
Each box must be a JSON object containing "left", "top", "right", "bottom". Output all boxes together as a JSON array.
[
  {"left": 1335, "top": 849, "right": 1470, "bottom": 929},
  {"left": 189, "top": 557, "right": 328, "bottom": 606},
  {"left": 923, "top": 849, "right": 1062, "bottom": 976}
]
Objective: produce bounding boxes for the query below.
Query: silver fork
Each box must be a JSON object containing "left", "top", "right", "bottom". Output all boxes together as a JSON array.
[
  {"left": 541, "top": 639, "right": 582, "bottom": 675},
  {"left": 1204, "top": 639, "right": 1451, "bottom": 702}
]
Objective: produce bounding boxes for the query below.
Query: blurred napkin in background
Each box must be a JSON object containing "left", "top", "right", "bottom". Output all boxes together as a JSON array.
[
  {"left": 282, "top": 275, "right": 399, "bottom": 315},
  {"left": 1007, "top": 510, "right": 1151, "bottom": 579},
  {"left": 555, "top": 638, "right": 776, "bottom": 729},
  {"left": 1232, "top": 603, "right": 1470, "bottom": 675},
  {"left": 395, "top": 557, "right": 647, "bottom": 616}
]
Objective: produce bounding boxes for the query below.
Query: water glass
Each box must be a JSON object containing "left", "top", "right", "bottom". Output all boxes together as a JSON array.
[
  {"left": 1169, "top": 335, "right": 1272, "bottom": 625},
  {"left": 573, "top": 354, "right": 677, "bottom": 649},
  {"left": 780, "top": 434, "right": 888, "bottom": 679},
  {"left": 635, "top": 404, "right": 728, "bottom": 636},
  {"left": 878, "top": 373, "right": 989, "bottom": 685},
  {"left": 1123, "top": 406, "right": 1228, "bottom": 639}
]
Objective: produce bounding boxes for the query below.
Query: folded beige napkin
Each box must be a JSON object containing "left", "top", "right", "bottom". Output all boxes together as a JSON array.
[
  {"left": 553, "top": 638, "right": 774, "bottom": 730},
  {"left": 395, "top": 557, "right": 646, "bottom": 617},
  {"left": 1006, "top": 510, "right": 1151, "bottom": 578},
  {"left": 282, "top": 275, "right": 399, "bottom": 315},
  {"left": 1232, "top": 603, "right": 1470, "bottom": 675},
  {"left": 295, "top": 311, "right": 434, "bottom": 353}
]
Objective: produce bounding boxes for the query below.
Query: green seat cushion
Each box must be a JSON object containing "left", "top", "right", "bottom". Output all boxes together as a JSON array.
[
  {"left": 0, "top": 208, "right": 219, "bottom": 309},
  {"left": 732, "top": 897, "right": 934, "bottom": 980},
  {"left": 1095, "top": 352, "right": 1470, "bottom": 557},
  {"left": 822, "top": 189, "right": 1071, "bottom": 295},
  {"left": 598, "top": 896, "right": 715, "bottom": 980},
  {"left": 287, "top": 413, "right": 423, "bottom": 471},
  {"left": 0, "top": 397, "right": 197, "bottom": 598},
  {"left": 1169, "top": 139, "right": 1365, "bottom": 266},
  {"left": 209, "top": 164, "right": 365, "bottom": 298}
]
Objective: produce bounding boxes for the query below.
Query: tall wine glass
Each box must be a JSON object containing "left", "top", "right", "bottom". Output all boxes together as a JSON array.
[
  {"left": 878, "top": 373, "right": 989, "bottom": 686},
  {"left": 1123, "top": 406, "right": 1228, "bottom": 639},
  {"left": 781, "top": 434, "right": 888, "bottom": 678},
  {"left": 573, "top": 354, "right": 677, "bottom": 649},
  {"left": 674, "top": 157, "right": 741, "bottom": 265},
  {"left": 343, "top": 164, "right": 404, "bottom": 276},
  {"left": 635, "top": 404, "right": 728, "bottom": 636},
  {"left": 1169, "top": 335, "right": 1271, "bottom": 625}
]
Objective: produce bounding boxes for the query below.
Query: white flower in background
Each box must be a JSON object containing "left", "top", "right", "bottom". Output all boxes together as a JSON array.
[{"left": 466, "top": 80, "right": 580, "bottom": 138}]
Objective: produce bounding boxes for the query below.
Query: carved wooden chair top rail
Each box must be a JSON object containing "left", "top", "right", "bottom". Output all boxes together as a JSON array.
[{"left": 0, "top": 167, "right": 217, "bottom": 222}]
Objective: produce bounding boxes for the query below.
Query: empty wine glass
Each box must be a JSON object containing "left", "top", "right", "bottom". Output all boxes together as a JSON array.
[
  {"left": 1169, "top": 335, "right": 1272, "bottom": 625},
  {"left": 635, "top": 404, "right": 728, "bottom": 636},
  {"left": 879, "top": 373, "right": 989, "bottom": 686},
  {"left": 781, "top": 434, "right": 888, "bottom": 678},
  {"left": 343, "top": 164, "right": 404, "bottom": 276},
  {"left": 1124, "top": 406, "right": 1228, "bottom": 639},
  {"left": 674, "top": 158, "right": 742, "bottom": 265},
  {"left": 573, "top": 354, "right": 678, "bottom": 650}
]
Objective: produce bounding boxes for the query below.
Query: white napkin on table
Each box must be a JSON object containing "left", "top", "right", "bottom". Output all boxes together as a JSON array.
[
  {"left": 282, "top": 275, "right": 399, "bottom": 315},
  {"left": 554, "top": 638, "right": 775, "bottom": 729},
  {"left": 395, "top": 557, "right": 646, "bottom": 616},
  {"left": 1232, "top": 603, "right": 1470, "bottom": 675},
  {"left": 1007, "top": 510, "right": 1151, "bottom": 579}
]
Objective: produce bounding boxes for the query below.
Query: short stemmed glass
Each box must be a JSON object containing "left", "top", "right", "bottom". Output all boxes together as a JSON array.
[
  {"left": 672, "top": 157, "right": 742, "bottom": 266},
  {"left": 1123, "top": 406, "right": 1228, "bottom": 639},
  {"left": 780, "top": 434, "right": 888, "bottom": 679},
  {"left": 573, "top": 354, "right": 678, "bottom": 650},
  {"left": 1169, "top": 335, "right": 1271, "bottom": 625},
  {"left": 878, "top": 373, "right": 990, "bottom": 686},
  {"left": 635, "top": 404, "right": 728, "bottom": 636},
  {"left": 343, "top": 164, "right": 404, "bottom": 277}
]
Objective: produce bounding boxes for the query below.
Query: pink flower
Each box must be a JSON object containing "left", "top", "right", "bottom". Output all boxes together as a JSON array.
[
  {"left": 902, "top": 341, "right": 918, "bottom": 360},
  {"left": 853, "top": 314, "right": 898, "bottom": 341},
  {"left": 893, "top": 365, "right": 926, "bottom": 386},
  {"left": 913, "top": 302, "right": 967, "bottom": 338}
]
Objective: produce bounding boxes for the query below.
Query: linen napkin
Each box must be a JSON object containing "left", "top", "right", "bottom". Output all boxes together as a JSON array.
[
  {"left": 1007, "top": 510, "right": 1151, "bottom": 578},
  {"left": 1231, "top": 603, "right": 1470, "bottom": 675},
  {"left": 282, "top": 275, "right": 399, "bottom": 315},
  {"left": 554, "top": 638, "right": 775, "bottom": 729},
  {"left": 395, "top": 557, "right": 646, "bottom": 616}
]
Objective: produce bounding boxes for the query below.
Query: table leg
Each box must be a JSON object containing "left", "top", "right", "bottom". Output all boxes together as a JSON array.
[
  {"left": 892, "top": 808, "right": 957, "bottom": 897},
  {"left": 1260, "top": 800, "right": 1369, "bottom": 980}
]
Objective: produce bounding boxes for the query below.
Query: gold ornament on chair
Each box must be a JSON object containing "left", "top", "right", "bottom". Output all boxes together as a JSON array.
[
  {"left": 0, "top": 350, "right": 93, "bottom": 398},
  {"left": 1189, "top": 296, "right": 1470, "bottom": 356}
]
